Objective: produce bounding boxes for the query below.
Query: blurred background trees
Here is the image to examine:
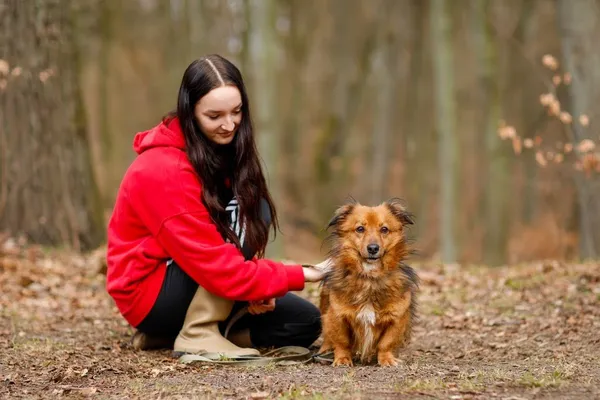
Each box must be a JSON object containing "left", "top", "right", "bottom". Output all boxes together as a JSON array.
[
  {"left": 0, "top": 1, "right": 105, "bottom": 251},
  {"left": 2, "top": 0, "right": 599, "bottom": 265}
]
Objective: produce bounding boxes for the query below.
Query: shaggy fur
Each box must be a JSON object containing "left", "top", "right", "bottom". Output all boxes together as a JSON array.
[{"left": 319, "top": 198, "right": 419, "bottom": 367}]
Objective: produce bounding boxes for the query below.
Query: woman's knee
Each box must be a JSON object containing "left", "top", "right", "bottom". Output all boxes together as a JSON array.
[
  {"left": 303, "top": 313, "right": 323, "bottom": 346},
  {"left": 286, "top": 301, "right": 322, "bottom": 347},
  {"left": 249, "top": 295, "right": 322, "bottom": 348}
]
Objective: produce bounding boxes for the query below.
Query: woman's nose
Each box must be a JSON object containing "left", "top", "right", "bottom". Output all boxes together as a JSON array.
[{"left": 222, "top": 117, "right": 235, "bottom": 131}]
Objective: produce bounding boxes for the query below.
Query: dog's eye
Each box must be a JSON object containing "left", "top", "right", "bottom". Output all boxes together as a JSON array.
[
  {"left": 355, "top": 226, "right": 365, "bottom": 233},
  {"left": 380, "top": 226, "right": 389, "bottom": 234}
]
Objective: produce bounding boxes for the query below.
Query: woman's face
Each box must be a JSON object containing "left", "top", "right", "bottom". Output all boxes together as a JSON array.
[{"left": 194, "top": 85, "right": 243, "bottom": 145}]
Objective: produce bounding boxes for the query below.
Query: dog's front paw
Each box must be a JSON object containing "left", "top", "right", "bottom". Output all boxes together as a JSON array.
[
  {"left": 377, "top": 352, "right": 398, "bottom": 367},
  {"left": 332, "top": 349, "right": 354, "bottom": 367},
  {"left": 333, "top": 356, "right": 353, "bottom": 367},
  {"left": 319, "top": 342, "right": 333, "bottom": 354}
]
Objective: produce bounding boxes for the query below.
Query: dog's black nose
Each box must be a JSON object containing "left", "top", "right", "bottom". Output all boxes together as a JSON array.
[{"left": 367, "top": 244, "right": 379, "bottom": 255}]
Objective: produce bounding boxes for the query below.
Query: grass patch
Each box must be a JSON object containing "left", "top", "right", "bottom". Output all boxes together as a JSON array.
[
  {"left": 519, "top": 369, "right": 567, "bottom": 388},
  {"left": 505, "top": 275, "right": 545, "bottom": 291},
  {"left": 280, "top": 385, "right": 326, "bottom": 400},
  {"left": 11, "top": 336, "right": 70, "bottom": 352},
  {"left": 400, "top": 377, "right": 447, "bottom": 391},
  {"left": 488, "top": 297, "right": 518, "bottom": 313},
  {"left": 428, "top": 304, "right": 447, "bottom": 316}
]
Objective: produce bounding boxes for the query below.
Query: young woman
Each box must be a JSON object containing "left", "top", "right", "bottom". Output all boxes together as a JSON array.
[{"left": 106, "top": 54, "right": 326, "bottom": 358}]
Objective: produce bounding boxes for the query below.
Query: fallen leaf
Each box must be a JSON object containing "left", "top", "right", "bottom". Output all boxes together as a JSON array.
[
  {"left": 498, "top": 124, "right": 517, "bottom": 140},
  {"left": 559, "top": 112, "right": 572, "bottom": 124},
  {"left": 542, "top": 54, "right": 559, "bottom": 70},
  {"left": 83, "top": 387, "right": 98, "bottom": 396},
  {"left": 535, "top": 151, "right": 547, "bottom": 167},
  {"left": 579, "top": 114, "right": 589, "bottom": 126},
  {"left": 512, "top": 137, "right": 522, "bottom": 154},
  {"left": 549, "top": 100, "right": 561, "bottom": 116},
  {"left": 539, "top": 93, "right": 554, "bottom": 106},
  {"left": 577, "top": 139, "right": 595, "bottom": 153},
  {"left": 564, "top": 72, "right": 572, "bottom": 84},
  {"left": 0, "top": 59, "right": 9, "bottom": 75},
  {"left": 552, "top": 74, "right": 562, "bottom": 86}
]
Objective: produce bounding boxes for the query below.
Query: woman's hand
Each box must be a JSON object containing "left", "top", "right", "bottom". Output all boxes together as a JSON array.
[
  {"left": 302, "top": 258, "right": 332, "bottom": 282},
  {"left": 302, "top": 266, "right": 323, "bottom": 282},
  {"left": 248, "top": 298, "right": 276, "bottom": 315},
  {"left": 313, "top": 258, "right": 333, "bottom": 272}
]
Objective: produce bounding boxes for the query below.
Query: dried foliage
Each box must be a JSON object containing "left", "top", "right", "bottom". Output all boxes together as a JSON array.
[
  {"left": 1, "top": 236, "right": 599, "bottom": 398},
  {"left": 498, "top": 54, "right": 600, "bottom": 177}
]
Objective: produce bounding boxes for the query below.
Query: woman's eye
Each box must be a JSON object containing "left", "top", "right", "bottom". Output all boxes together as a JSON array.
[
  {"left": 355, "top": 226, "right": 365, "bottom": 233},
  {"left": 208, "top": 115, "right": 219, "bottom": 120},
  {"left": 380, "top": 226, "right": 389, "bottom": 234},
  {"left": 233, "top": 109, "right": 241, "bottom": 115}
]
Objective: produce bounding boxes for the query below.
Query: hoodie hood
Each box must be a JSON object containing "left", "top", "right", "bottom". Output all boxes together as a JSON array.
[{"left": 133, "top": 117, "right": 186, "bottom": 154}]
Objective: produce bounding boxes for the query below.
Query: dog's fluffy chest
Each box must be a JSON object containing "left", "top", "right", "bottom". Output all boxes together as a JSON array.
[
  {"left": 354, "top": 301, "right": 377, "bottom": 359},
  {"left": 356, "top": 302, "right": 376, "bottom": 326}
]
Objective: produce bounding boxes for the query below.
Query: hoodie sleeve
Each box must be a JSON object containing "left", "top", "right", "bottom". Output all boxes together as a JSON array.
[
  {"left": 158, "top": 212, "right": 305, "bottom": 300},
  {"left": 128, "top": 151, "right": 305, "bottom": 301}
]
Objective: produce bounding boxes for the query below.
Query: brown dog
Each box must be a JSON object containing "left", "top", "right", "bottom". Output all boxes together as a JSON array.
[{"left": 318, "top": 198, "right": 418, "bottom": 367}]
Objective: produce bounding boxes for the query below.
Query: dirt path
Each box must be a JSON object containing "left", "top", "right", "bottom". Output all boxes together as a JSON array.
[{"left": 1, "top": 240, "right": 599, "bottom": 399}]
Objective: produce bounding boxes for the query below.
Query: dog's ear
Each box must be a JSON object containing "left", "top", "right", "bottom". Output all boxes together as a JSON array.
[
  {"left": 385, "top": 198, "right": 414, "bottom": 226},
  {"left": 327, "top": 203, "right": 356, "bottom": 230}
]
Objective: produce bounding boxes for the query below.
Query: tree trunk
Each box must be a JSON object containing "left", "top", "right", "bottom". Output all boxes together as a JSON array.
[
  {"left": 314, "top": 0, "right": 377, "bottom": 222},
  {"left": 430, "top": 0, "right": 458, "bottom": 263},
  {"left": 369, "top": 2, "right": 400, "bottom": 205},
  {"left": 98, "top": 0, "right": 113, "bottom": 205},
  {"left": 404, "top": 0, "right": 435, "bottom": 251},
  {"left": 514, "top": 0, "right": 538, "bottom": 224},
  {"left": 0, "top": 0, "right": 105, "bottom": 250},
  {"left": 312, "top": 0, "right": 355, "bottom": 216},
  {"left": 188, "top": 0, "right": 208, "bottom": 57},
  {"left": 472, "top": 0, "right": 510, "bottom": 266},
  {"left": 280, "top": 0, "right": 311, "bottom": 220},
  {"left": 247, "top": 0, "right": 283, "bottom": 257},
  {"left": 557, "top": 0, "right": 600, "bottom": 259}
]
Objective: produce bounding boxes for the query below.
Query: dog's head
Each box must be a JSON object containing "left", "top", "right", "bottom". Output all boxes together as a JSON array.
[{"left": 326, "top": 198, "right": 414, "bottom": 275}]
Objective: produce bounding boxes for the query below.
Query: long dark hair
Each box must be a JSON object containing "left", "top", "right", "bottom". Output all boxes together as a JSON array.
[{"left": 164, "top": 54, "right": 277, "bottom": 258}]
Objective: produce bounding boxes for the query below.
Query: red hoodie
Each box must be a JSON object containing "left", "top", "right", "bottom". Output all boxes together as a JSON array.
[{"left": 106, "top": 118, "right": 305, "bottom": 328}]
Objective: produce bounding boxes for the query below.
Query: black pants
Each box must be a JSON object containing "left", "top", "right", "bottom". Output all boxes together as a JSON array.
[{"left": 136, "top": 198, "right": 322, "bottom": 349}]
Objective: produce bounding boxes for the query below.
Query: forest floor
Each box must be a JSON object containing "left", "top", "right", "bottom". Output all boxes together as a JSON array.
[{"left": 1, "top": 236, "right": 599, "bottom": 400}]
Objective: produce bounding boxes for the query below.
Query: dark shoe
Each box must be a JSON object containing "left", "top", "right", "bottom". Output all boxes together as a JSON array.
[{"left": 131, "top": 331, "right": 174, "bottom": 351}]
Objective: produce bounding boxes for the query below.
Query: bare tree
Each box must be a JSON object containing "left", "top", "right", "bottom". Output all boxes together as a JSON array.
[
  {"left": 513, "top": 0, "right": 539, "bottom": 225},
  {"left": 0, "top": 0, "right": 105, "bottom": 250},
  {"left": 430, "top": 0, "right": 458, "bottom": 263},
  {"left": 280, "top": 0, "right": 313, "bottom": 221},
  {"left": 247, "top": 0, "right": 283, "bottom": 257},
  {"left": 473, "top": 0, "right": 510, "bottom": 266},
  {"left": 556, "top": 0, "right": 600, "bottom": 259},
  {"left": 403, "top": 0, "right": 437, "bottom": 253},
  {"left": 313, "top": 0, "right": 378, "bottom": 222},
  {"left": 97, "top": 0, "right": 114, "bottom": 204},
  {"left": 369, "top": 1, "right": 402, "bottom": 205}
]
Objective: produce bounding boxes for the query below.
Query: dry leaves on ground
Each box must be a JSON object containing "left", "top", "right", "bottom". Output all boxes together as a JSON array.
[{"left": 1, "top": 235, "right": 599, "bottom": 399}]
